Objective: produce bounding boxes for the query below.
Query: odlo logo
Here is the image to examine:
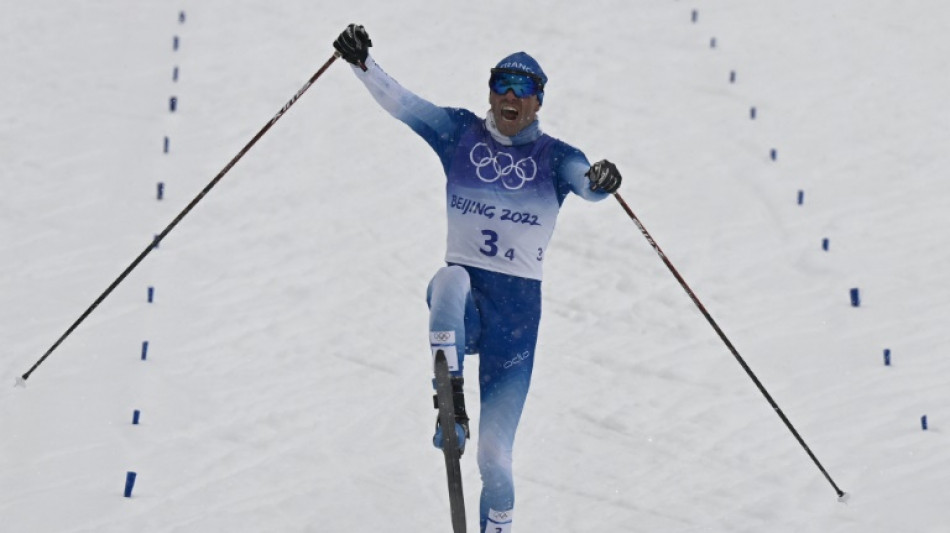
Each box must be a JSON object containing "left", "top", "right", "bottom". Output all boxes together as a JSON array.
[{"left": 504, "top": 351, "right": 531, "bottom": 369}]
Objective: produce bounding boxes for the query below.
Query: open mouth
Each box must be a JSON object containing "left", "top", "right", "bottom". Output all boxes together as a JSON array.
[{"left": 500, "top": 106, "right": 519, "bottom": 121}]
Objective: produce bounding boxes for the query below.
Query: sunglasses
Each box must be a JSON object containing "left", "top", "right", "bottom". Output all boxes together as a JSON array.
[{"left": 489, "top": 68, "right": 545, "bottom": 98}]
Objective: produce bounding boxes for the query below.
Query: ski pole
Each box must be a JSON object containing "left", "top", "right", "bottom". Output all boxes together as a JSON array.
[
  {"left": 17, "top": 52, "right": 341, "bottom": 386},
  {"left": 613, "top": 192, "right": 848, "bottom": 502}
]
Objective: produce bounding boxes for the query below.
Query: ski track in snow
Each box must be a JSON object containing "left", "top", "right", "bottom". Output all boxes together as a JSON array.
[{"left": 2, "top": 1, "right": 949, "bottom": 531}]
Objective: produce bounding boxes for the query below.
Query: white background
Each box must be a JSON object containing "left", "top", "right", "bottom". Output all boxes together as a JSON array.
[{"left": 2, "top": 1, "right": 948, "bottom": 531}]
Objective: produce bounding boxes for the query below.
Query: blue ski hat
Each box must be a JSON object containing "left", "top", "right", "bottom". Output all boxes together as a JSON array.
[{"left": 493, "top": 51, "right": 547, "bottom": 104}]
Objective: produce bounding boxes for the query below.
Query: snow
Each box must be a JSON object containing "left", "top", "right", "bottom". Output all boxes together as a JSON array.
[{"left": 2, "top": 1, "right": 949, "bottom": 531}]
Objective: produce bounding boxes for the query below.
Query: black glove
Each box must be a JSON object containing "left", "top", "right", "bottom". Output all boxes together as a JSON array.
[
  {"left": 586, "top": 159, "right": 622, "bottom": 193},
  {"left": 333, "top": 24, "right": 372, "bottom": 70}
]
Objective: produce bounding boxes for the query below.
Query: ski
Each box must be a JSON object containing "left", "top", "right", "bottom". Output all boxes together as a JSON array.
[{"left": 433, "top": 349, "right": 466, "bottom": 532}]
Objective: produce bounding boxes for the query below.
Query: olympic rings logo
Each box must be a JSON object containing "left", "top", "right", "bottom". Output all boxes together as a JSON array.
[{"left": 469, "top": 142, "right": 537, "bottom": 190}]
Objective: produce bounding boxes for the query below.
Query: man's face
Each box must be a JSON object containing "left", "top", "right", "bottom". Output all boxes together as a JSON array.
[{"left": 489, "top": 88, "right": 540, "bottom": 137}]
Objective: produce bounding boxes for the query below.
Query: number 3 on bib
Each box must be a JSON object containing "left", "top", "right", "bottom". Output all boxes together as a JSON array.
[
  {"left": 479, "top": 230, "right": 499, "bottom": 256},
  {"left": 480, "top": 230, "right": 516, "bottom": 261}
]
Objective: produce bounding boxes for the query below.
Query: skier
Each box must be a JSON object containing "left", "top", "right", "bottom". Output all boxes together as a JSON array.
[{"left": 333, "top": 24, "right": 622, "bottom": 533}]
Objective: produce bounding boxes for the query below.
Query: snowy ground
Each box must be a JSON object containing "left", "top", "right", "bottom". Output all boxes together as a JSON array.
[{"left": 2, "top": 1, "right": 949, "bottom": 531}]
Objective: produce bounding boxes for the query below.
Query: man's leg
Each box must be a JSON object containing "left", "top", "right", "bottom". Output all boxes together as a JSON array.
[
  {"left": 471, "top": 270, "right": 541, "bottom": 533},
  {"left": 427, "top": 265, "right": 480, "bottom": 451},
  {"left": 426, "top": 265, "right": 478, "bottom": 375},
  {"left": 477, "top": 360, "right": 532, "bottom": 533}
]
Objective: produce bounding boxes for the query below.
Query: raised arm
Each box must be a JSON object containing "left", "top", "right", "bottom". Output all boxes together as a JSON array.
[{"left": 334, "top": 24, "right": 460, "bottom": 166}]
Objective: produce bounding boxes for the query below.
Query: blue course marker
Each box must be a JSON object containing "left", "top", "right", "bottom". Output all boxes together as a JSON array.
[
  {"left": 850, "top": 288, "right": 861, "bottom": 307},
  {"left": 124, "top": 471, "right": 137, "bottom": 498}
]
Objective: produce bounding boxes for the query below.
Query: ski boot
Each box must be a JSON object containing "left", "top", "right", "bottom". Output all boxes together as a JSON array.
[{"left": 433, "top": 376, "right": 470, "bottom": 454}]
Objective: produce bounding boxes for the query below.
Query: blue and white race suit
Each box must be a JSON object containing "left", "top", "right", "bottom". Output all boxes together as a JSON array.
[{"left": 351, "top": 55, "right": 609, "bottom": 532}]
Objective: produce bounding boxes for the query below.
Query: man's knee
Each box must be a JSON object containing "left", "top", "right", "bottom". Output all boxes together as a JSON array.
[
  {"left": 427, "top": 265, "right": 471, "bottom": 308},
  {"left": 477, "top": 435, "right": 514, "bottom": 486}
]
